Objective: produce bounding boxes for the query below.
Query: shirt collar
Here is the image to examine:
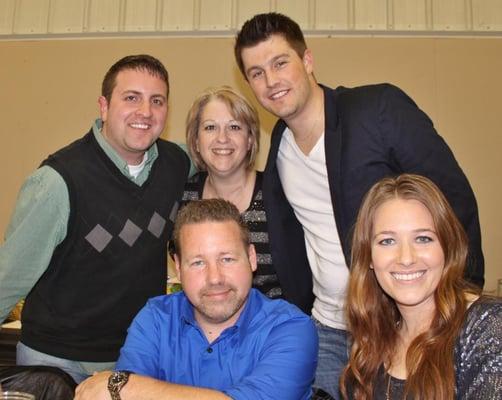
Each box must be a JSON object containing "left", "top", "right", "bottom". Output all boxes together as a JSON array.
[
  {"left": 179, "top": 288, "right": 257, "bottom": 339},
  {"left": 180, "top": 292, "right": 197, "bottom": 326},
  {"left": 92, "top": 118, "right": 159, "bottom": 179},
  {"left": 232, "top": 288, "right": 256, "bottom": 332}
]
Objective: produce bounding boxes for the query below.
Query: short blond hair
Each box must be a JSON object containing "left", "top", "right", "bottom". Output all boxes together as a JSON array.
[
  {"left": 173, "top": 199, "right": 250, "bottom": 256},
  {"left": 185, "top": 86, "right": 260, "bottom": 171}
]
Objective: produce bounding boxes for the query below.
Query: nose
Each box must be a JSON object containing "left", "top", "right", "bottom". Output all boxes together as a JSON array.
[
  {"left": 206, "top": 262, "right": 224, "bottom": 285},
  {"left": 137, "top": 100, "right": 152, "bottom": 117},
  {"left": 265, "top": 70, "right": 279, "bottom": 88},
  {"left": 216, "top": 127, "right": 229, "bottom": 143},
  {"left": 398, "top": 242, "right": 416, "bottom": 267}
]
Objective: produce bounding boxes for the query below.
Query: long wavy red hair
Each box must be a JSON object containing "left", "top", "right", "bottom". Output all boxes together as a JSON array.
[{"left": 340, "top": 174, "right": 480, "bottom": 399}]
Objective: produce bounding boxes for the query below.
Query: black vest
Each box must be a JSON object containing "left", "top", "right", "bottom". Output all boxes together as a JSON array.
[{"left": 21, "top": 129, "right": 189, "bottom": 361}]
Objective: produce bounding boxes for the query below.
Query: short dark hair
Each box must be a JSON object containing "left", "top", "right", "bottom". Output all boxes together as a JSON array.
[
  {"left": 234, "top": 12, "right": 307, "bottom": 77},
  {"left": 173, "top": 199, "right": 250, "bottom": 256},
  {"left": 101, "top": 54, "right": 169, "bottom": 103}
]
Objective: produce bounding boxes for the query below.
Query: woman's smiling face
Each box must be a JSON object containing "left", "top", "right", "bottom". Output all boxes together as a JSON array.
[
  {"left": 196, "top": 99, "right": 251, "bottom": 177},
  {"left": 370, "top": 198, "right": 445, "bottom": 314}
]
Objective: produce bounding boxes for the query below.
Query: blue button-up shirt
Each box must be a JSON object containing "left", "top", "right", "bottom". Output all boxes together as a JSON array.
[{"left": 116, "top": 288, "right": 318, "bottom": 399}]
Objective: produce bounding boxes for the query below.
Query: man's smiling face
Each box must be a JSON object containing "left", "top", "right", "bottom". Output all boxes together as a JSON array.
[
  {"left": 241, "top": 34, "right": 314, "bottom": 123},
  {"left": 98, "top": 68, "right": 168, "bottom": 165}
]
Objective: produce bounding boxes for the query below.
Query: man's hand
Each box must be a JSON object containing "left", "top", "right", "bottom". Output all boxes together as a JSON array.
[{"left": 75, "top": 371, "right": 113, "bottom": 400}]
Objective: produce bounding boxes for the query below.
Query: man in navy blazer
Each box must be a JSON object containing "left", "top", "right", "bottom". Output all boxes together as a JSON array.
[{"left": 235, "top": 12, "right": 484, "bottom": 399}]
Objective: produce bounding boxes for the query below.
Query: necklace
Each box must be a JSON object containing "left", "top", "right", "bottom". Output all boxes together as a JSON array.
[
  {"left": 386, "top": 372, "right": 392, "bottom": 400},
  {"left": 295, "top": 101, "right": 324, "bottom": 155},
  {"left": 305, "top": 105, "right": 323, "bottom": 140},
  {"left": 204, "top": 171, "right": 255, "bottom": 213}
]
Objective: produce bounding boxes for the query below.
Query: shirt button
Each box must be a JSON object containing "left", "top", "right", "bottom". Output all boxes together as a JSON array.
[{"left": 207, "top": 347, "right": 213, "bottom": 353}]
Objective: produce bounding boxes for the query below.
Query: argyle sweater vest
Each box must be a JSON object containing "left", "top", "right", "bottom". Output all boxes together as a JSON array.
[{"left": 21, "top": 129, "right": 189, "bottom": 361}]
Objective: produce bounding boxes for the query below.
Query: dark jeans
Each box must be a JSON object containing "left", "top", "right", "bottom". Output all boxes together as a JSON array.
[{"left": 313, "top": 319, "right": 349, "bottom": 400}]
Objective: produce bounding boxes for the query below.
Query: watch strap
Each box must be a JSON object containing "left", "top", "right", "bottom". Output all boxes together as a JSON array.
[{"left": 108, "top": 370, "right": 131, "bottom": 400}]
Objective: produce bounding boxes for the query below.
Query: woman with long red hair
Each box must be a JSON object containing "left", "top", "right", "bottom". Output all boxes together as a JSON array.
[{"left": 340, "top": 174, "right": 501, "bottom": 399}]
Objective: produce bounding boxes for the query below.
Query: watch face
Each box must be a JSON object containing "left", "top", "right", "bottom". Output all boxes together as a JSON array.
[{"left": 111, "top": 372, "right": 128, "bottom": 384}]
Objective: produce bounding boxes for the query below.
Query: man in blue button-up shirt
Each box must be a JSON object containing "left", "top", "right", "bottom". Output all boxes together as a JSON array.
[{"left": 75, "top": 199, "right": 318, "bottom": 400}]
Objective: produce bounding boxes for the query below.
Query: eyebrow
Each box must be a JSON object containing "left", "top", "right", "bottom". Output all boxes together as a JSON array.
[
  {"left": 201, "top": 119, "right": 241, "bottom": 124},
  {"left": 245, "top": 53, "right": 290, "bottom": 76},
  {"left": 372, "top": 228, "right": 436, "bottom": 238},
  {"left": 182, "top": 254, "right": 202, "bottom": 263},
  {"left": 121, "top": 90, "right": 166, "bottom": 100}
]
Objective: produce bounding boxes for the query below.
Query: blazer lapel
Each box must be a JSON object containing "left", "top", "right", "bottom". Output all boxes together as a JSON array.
[{"left": 322, "top": 85, "right": 344, "bottom": 230}]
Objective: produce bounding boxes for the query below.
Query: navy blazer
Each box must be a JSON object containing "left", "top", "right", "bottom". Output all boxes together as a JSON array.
[{"left": 263, "top": 83, "right": 484, "bottom": 314}]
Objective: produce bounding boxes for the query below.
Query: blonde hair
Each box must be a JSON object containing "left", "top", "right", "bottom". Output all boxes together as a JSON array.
[
  {"left": 173, "top": 198, "right": 250, "bottom": 257},
  {"left": 185, "top": 86, "right": 260, "bottom": 171}
]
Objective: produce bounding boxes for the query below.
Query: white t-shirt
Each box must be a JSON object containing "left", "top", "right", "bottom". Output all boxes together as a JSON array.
[
  {"left": 128, "top": 152, "right": 148, "bottom": 179},
  {"left": 277, "top": 128, "right": 349, "bottom": 329}
]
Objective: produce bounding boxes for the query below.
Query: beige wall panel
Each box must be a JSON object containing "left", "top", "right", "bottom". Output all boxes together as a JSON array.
[
  {"left": 0, "top": 0, "right": 15, "bottom": 34},
  {"left": 87, "top": 0, "right": 121, "bottom": 32},
  {"left": 314, "top": 0, "right": 350, "bottom": 30},
  {"left": 235, "top": 0, "right": 271, "bottom": 27},
  {"left": 309, "top": 37, "right": 436, "bottom": 101},
  {"left": 472, "top": 0, "right": 502, "bottom": 31},
  {"left": 354, "top": 0, "right": 388, "bottom": 30},
  {"left": 276, "top": 0, "right": 310, "bottom": 28},
  {"left": 199, "top": 0, "right": 232, "bottom": 30},
  {"left": 160, "top": 0, "right": 195, "bottom": 31},
  {"left": 393, "top": 0, "right": 427, "bottom": 30},
  {"left": 48, "top": 0, "right": 85, "bottom": 33},
  {"left": 124, "top": 0, "right": 158, "bottom": 31},
  {"left": 1, "top": 36, "right": 501, "bottom": 293},
  {"left": 12, "top": 0, "right": 49, "bottom": 34},
  {"left": 3, "top": 0, "right": 502, "bottom": 36},
  {"left": 432, "top": 0, "right": 468, "bottom": 31},
  {"left": 433, "top": 38, "right": 502, "bottom": 293}
]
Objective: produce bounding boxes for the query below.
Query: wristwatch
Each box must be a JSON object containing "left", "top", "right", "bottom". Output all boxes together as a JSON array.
[{"left": 108, "top": 371, "right": 131, "bottom": 400}]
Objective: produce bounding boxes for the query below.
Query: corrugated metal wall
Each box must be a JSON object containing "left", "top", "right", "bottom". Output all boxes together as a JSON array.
[{"left": 1, "top": 0, "right": 501, "bottom": 38}]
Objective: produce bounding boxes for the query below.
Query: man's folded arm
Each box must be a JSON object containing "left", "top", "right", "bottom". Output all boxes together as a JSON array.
[
  {"left": 75, "top": 371, "right": 231, "bottom": 400},
  {"left": 223, "top": 315, "right": 318, "bottom": 400}
]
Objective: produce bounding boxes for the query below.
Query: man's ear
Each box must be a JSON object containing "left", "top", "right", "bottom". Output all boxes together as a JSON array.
[
  {"left": 302, "top": 49, "right": 314, "bottom": 74},
  {"left": 248, "top": 244, "right": 257, "bottom": 273},
  {"left": 174, "top": 254, "right": 182, "bottom": 279},
  {"left": 98, "top": 96, "right": 109, "bottom": 122}
]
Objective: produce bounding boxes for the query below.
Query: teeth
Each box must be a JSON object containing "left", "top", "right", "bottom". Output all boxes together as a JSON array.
[
  {"left": 130, "top": 123, "right": 149, "bottom": 129},
  {"left": 392, "top": 271, "right": 425, "bottom": 281},
  {"left": 270, "top": 90, "right": 288, "bottom": 100},
  {"left": 212, "top": 149, "right": 233, "bottom": 155}
]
